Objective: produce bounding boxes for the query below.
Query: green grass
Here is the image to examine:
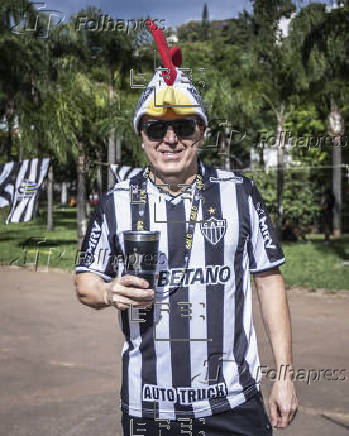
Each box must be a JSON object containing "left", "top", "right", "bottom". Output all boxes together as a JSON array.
[
  {"left": 280, "top": 236, "right": 349, "bottom": 290},
  {"left": 0, "top": 206, "right": 78, "bottom": 272},
  {"left": 0, "top": 207, "right": 348, "bottom": 289}
]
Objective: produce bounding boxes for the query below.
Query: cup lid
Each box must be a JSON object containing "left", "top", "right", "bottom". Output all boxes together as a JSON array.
[{"left": 122, "top": 230, "right": 161, "bottom": 241}]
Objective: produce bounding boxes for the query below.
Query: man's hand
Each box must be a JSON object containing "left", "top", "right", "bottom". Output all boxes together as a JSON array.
[
  {"left": 269, "top": 378, "right": 298, "bottom": 428},
  {"left": 75, "top": 272, "right": 154, "bottom": 310},
  {"left": 106, "top": 274, "right": 154, "bottom": 310}
]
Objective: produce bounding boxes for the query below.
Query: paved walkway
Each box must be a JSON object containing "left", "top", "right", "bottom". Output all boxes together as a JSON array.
[{"left": 0, "top": 268, "right": 348, "bottom": 436}]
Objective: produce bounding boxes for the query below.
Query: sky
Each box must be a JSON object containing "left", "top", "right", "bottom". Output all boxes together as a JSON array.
[{"left": 39, "top": 0, "right": 335, "bottom": 30}]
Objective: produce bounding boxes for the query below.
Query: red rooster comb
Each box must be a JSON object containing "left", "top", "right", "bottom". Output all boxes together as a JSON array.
[{"left": 146, "top": 19, "right": 182, "bottom": 86}]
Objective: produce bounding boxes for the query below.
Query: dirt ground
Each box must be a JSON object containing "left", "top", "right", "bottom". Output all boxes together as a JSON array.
[{"left": 0, "top": 267, "right": 348, "bottom": 436}]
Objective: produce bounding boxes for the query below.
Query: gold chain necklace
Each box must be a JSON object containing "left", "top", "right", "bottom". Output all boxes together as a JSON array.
[{"left": 145, "top": 167, "right": 201, "bottom": 197}]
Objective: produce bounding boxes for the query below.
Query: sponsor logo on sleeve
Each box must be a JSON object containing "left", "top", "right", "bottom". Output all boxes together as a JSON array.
[{"left": 256, "top": 202, "right": 276, "bottom": 249}]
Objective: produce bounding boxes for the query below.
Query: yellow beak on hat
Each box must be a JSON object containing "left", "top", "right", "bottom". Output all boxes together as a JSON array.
[{"left": 145, "top": 86, "right": 199, "bottom": 117}]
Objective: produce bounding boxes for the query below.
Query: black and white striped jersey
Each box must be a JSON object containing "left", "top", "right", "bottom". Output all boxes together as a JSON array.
[
  {"left": 110, "top": 164, "right": 143, "bottom": 182},
  {"left": 76, "top": 158, "right": 285, "bottom": 420}
]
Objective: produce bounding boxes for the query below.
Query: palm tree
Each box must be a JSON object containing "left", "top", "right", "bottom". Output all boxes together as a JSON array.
[{"left": 76, "top": 6, "right": 148, "bottom": 187}]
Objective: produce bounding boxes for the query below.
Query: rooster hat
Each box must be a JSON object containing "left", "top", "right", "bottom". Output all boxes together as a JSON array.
[{"left": 133, "top": 19, "right": 208, "bottom": 135}]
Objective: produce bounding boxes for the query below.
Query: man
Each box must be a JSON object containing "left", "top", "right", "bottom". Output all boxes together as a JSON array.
[{"left": 75, "top": 21, "right": 298, "bottom": 436}]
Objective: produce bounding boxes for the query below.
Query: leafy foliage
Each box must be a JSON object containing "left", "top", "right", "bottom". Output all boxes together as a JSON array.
[{"left": 0, "top": 0, "right": 348, "bottom": 231}]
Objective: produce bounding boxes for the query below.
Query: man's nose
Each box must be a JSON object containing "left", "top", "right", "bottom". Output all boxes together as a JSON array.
[{"left": 163, "top": 126, "right": 177, "bottom": 143}]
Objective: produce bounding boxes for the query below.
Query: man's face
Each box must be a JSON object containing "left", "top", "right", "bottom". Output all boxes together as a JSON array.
[{"left": 140, "top": 109, "right": 205, "bottom": 176}]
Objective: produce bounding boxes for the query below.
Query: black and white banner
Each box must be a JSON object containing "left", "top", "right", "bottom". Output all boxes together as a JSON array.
[
  {"left": 6, "top": 158, "right": 50, "bottom": 224},
  {"left": 0, "top": 162, "right": 19, "bottom": 208},
  {"left": 110, "top": 164, "right": 142, "bottom": 182}
]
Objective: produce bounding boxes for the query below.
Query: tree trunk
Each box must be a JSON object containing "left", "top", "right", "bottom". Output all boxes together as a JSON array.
[
  {"left": 31, "top": 75, "right": 39, "bottom": 106},
  {"left": 95, "top": 150, "right": 103, "bottom": 194},
  {"left": 116, "top": 134, "right": 121, "bottom": 164},
  {"left": 217, "top": 130, "right": 226, "bottom": 169},
  {"left": 328, "top": 101, "right": 344, "bottom": 237},
  {"left": 108, "top": 67, "right": 116, "bottom": 189},
  {"left": 6, "top": 115, "right": 13, "bottom": 161},
  {"left": 77, "top": 142, "right": 87, "bottom": 248},
  {"left": 332, "top": 142, "right": 342, "bottom": 236},
  {"left": 47, "top": 164, "right": 53, "bottom": 231},
  {"left": 5, "top": 99, "right": 15, "bottom": 161},
  {"left": 224, "top": 127, "right": 231, "bottom": 170},
  {"left": 33, "top": 196, "right": 40, "bottom": 218},
  {"left": 276, "top": 106, "right": 285, "bottom": 237},
  {"left": 96, "top": 165, "right": 102, "bottom": 194},
  {"left": 258, "top": 146, "right": 264, "bottom": 168},
  {"left": 108, "top": 131, "right": 116, "bottom": 189}
]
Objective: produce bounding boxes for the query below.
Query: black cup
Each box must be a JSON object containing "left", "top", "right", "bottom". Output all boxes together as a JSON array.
[{"left": 122, "top": 230, "right": 161, "bottom": 289}]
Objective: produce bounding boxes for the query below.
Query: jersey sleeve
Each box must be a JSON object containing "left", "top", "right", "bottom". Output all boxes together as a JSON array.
[
  {"left": 247, "top": 180, "right": 286, "bottom": 274},
  {"left": 75, "top": 196, "right": 119, "bottom": 282}
]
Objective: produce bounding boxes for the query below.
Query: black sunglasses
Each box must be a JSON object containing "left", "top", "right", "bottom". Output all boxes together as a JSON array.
[{"left": 141, "top": 119, "right": 203, "bottom": 141}]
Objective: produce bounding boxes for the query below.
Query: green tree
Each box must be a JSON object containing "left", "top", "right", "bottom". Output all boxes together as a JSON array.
[
  {"left": 300, "top": 1, "right": 349, "bottom": 235},
  {"left": 201, "top": 3, "right": 210, "bottom": 40},
  {"left": 0, "top": 0, "right": 46, "bottom": 161},
  {"left": 42, "top": 69, "right": 110, "bottom": 244}
]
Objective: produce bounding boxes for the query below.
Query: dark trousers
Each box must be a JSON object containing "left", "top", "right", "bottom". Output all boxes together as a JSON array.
[{"left": 122, "top": 391, "right": 272, "bottom": 436}]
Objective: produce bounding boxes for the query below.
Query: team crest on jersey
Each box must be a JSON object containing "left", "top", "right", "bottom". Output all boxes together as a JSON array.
[{"left": 200, "top": 216, "right": 226, "bottom": 245}]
